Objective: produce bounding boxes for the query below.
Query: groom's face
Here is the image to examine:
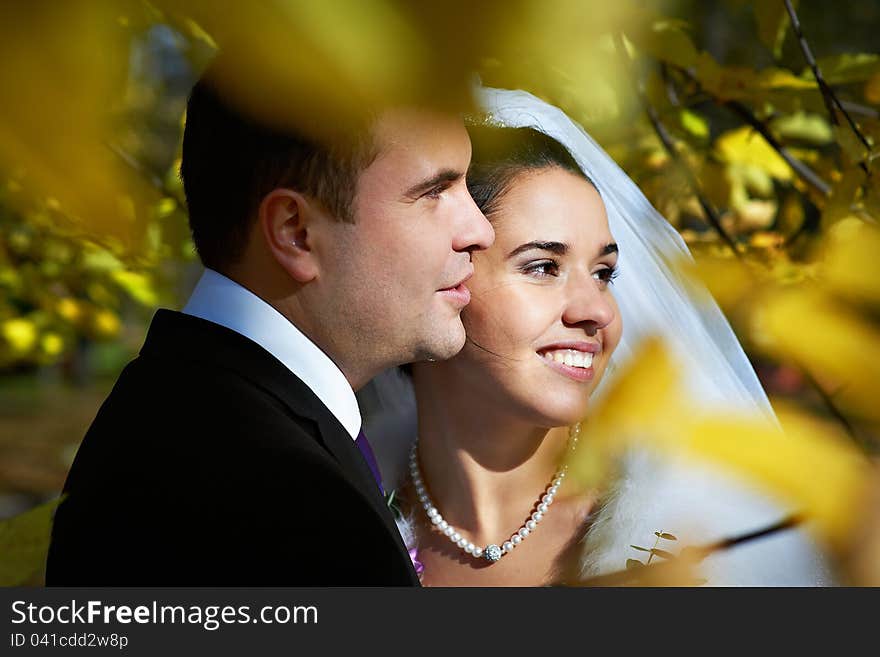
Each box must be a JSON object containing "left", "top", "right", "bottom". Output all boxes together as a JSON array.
[{"left": 319, "top": 108, "right": 494, "bottom": 370}]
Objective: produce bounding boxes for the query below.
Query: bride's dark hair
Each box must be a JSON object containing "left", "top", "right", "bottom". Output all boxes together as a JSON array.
[{"left": 465, "top": 124, "right": 595, "bottom": 219}]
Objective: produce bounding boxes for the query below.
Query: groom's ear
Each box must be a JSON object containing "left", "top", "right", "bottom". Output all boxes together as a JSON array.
[{"left": 258, "top": 188, "right": 320, "bottom": 283}]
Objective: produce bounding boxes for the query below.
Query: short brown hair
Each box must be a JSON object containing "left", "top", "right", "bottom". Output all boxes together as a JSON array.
[{"left": 180, "top": 70, "right": 377, "bottom": 272}]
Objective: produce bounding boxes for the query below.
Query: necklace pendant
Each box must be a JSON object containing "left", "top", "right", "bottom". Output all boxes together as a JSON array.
[{"left": 484, "top": 544, "right": 502, "bottom": 563}]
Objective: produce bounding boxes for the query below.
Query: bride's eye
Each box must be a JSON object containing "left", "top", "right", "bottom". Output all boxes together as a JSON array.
[
  {"left": 521, "top": 260, "right": 560, "bottom": 278},
  {"left": 592, "top": 265, "right": 619, "bottom": 287}
]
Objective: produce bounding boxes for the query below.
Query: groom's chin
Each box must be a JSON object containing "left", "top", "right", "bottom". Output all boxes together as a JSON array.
[{"left": 414, "top": 318, "right": 467, "bottom": 364}]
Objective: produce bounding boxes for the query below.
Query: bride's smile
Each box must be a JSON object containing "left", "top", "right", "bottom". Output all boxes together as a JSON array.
[{"left": 452, "top": 165, "right": 622, "bottom": 428}]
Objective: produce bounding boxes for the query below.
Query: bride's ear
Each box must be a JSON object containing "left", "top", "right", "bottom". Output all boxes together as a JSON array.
[{"left": 259, "top": 188, "right": 319, "bottom": 283}]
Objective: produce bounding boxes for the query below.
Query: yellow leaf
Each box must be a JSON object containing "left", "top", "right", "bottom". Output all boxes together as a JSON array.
[
  {"left": 0, "top": 498, "right": 63, "bottom": 585},
  {"left": 572, "top": 338, "right": 690, "bottom": 487},
  {"left": 2, "top": 318, "right": 38, "bottom": 354},
  {"left": 771, "top": 112, "right": 833, "bottom": 145},
  {"left": 683, "top": 406, "right": 872, "bottom": 551},
  {"left": 815, "top": 53, "right": 880, "bottom": 85},
  {"left": 90, "top": 309, "right": 121, "bottom": 340},
  {"left": 156, "top": 197, "right": 178, "bottom": 219},
  {"left": 754, "top": 0, "right": 795, "bottom": 59},
  {"left": 716, "top": 126, "right": 793, "bottom": 181},
  {"left": 110, "top": 270, "right": 159, "bottom": 307},
  {"left": 680, "top": 109, "right": 708, "bottom": 139},
  {"left": 636, "top": 20, "right": 699, "bottom": 69},
  {"left": 834, "top": 125, "right": 869, "bottom": 165},
  {"left": 689, "top": 255, "right": 756, "bottom": 309},
  {"left": 822, "top": 168, "right": 864, "bottom": 228},
  {"left": 754, "top": 289, "right": 880, "bottom": 417},
  {"left": 749, "top": 231, "right": 785, "bottom": 249},
  {"left": 865, "top": 71, "right": 880, "bottom": 105},
  {"left": 55, "top": 298, "right": 83, "bottom": 324},
  {"left": 0, "top": 2, "right": 157, "bottom": 243},
  {"left": 40, "top": 332, "right": 65, "bottom": 358},
  {"left": 737, "top": 199, "right": 777, "bottom": 231},
  {"left": 823, "top": 218, "right": 880, "bottom": 306},
  {"left": 697, "top": 160, "right": 732, "bottom": 209},
  {"left": 756, "top": 68, "right": 817, "bottom": 90},
  {"left": 82, "top": 247, "right": 124, "bottom": 273},
  {"left": 574, "top": 339, "right": 873, "bottom": 552}
]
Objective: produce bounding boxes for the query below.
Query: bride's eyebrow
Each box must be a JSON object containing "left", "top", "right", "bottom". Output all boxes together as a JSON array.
[
  {"left": 507, "top": 241, "right": 567, "bottom": 258},
  {"left": 601, "top": 243, "right": 619, "bottom": 256}
]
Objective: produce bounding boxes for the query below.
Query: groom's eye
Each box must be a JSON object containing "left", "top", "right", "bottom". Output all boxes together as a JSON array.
[{"left": 422, "top": 183, "right": 450, "bottom": 200}]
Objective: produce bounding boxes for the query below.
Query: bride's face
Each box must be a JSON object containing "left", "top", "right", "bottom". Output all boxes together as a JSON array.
[{"left": 457, "top": 166, "right": 622, "bottom": 427}]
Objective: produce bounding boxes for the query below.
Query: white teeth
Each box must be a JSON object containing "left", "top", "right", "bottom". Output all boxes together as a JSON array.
[{"left": 541, "top": 349, "right": 593, "bottom": 369}]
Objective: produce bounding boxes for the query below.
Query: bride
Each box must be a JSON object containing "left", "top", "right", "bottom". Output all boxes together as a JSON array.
[{"left": 368, "top": 88, "right": 832, "bottom": 586}]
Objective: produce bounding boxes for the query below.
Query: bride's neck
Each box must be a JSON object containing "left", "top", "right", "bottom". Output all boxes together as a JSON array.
[{"left": 411, "top": 366, "right": 570, "bottom": 545}]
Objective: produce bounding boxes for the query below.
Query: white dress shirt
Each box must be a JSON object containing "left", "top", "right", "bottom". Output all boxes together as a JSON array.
[{"left": 182, "top": 268, "right": 361, "bottom": 440}]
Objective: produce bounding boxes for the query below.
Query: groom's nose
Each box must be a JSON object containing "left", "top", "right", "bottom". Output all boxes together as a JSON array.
[{"left": 451, "top": 191, "right": 494, "bottom": 254}]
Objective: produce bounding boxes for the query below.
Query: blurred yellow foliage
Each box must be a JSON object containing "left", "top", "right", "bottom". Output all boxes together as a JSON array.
[
  {"left": 110, "top": 271, "right": 159, "bottom": 307},
  {"left": 1, "top": 317, "right": 38, "bottom": 354},
  {"left": 0, "top": 1, "right": 158, "bottom": 244},
  {"left": 716, "top": 126, "right": 794, "bottom": 182},
  {"left": 90, "top": 309, "right": 122, "bottom": 340},
  {"left": 574, "top": 338, "right": 873, "bottom": 553}
]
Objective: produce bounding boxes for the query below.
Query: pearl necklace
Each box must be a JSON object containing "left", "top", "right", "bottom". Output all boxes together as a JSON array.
[{"left": 408, "top": 425, "right": 580, "bottom": 564}]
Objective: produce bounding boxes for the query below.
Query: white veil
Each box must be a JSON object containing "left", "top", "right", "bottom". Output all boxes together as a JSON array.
[{"left": 476, "top": 87, "right": 772, "bottom": 418}]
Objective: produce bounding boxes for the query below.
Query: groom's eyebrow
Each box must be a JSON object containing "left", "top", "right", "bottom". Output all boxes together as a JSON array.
[
  {"left": 507, "top": 241, "right": 568, "bottom": 258},
  {"left": 402, "top": 169, "right": 464, "bottom": 199}
]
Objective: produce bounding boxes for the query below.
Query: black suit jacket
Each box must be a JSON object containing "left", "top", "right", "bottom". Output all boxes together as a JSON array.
[{"left": 46, "top": 310, "right": 420, "bottom": 586}]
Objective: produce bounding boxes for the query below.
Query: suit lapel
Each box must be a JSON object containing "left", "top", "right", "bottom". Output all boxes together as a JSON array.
[{"left": 141, "top": 310, "right": 418, "bottom": 578}]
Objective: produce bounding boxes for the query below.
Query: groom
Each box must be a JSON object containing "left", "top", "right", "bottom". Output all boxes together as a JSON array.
[{"left": 46, "top": 63, "right": 493, "bottom": 585}]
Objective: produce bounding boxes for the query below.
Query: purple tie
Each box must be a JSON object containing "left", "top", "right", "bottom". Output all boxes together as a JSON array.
[{"left": 355, "top": 429, "right": 384, "bottom": 494}]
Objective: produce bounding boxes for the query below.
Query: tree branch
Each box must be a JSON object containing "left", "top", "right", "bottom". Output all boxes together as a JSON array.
[
  {"left": 725, "top": 100, "right": 832, "bottom": 196},
  {"left": 670, "top": 64, "right": 832, "bottom": 198},
  {"left": 784, "top": 0, "right": 872, "bottom": 175},
  {"left": 574, "top": 514, "right": 803, "bottom": 586},
  {"left": 798, "top": 364, "right": 875, "bottom": 452},
  {"left": 614, "top": 34, "right": 741, "bottom": 256}
]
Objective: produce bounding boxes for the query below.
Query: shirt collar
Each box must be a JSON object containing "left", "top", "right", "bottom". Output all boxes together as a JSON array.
[{"left": 181, "top": 268, "right": 361, "bottom": 440}]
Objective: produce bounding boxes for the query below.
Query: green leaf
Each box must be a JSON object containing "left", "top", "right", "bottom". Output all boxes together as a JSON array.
[
  {"left": 655, "top": 531, "right": 678, "bottom": 541},
  {"left": 651, "top": 548, "right": 676, "bottom": 560},
  {"left": 822, "top": 167, "right": 865, "bottom": 228},
  {"left": 834, "top": 125, "right": 869, "bottom": 165},
  {"left": 637, "top": 20, "right": 699, "bottom": 69},
  {"left": 626, "top": 559, "right": 644, "bottom": 569},
  {"left": 813, "top": 53, "right": 880, "bottom": 85},
  {"left": 771, "top": 113, "right": 833, "bottom": 145},
  {"left": 754, "top": 0, "right": 795, "bottom": 59},
  {"left": 82, "top": 247, "right": 124, "bottom": 273},
  {"left": 629, "top": 544, "right": 651, "bottom": 552},
  {"left": 0, "top": 497, "right": 63, "bottom": 586},
  {"left": 110, "top": 270, "right": 159, "bottom": 307},
  {"left": 680, "top": 109, "right": 709, "bottom": 139}
]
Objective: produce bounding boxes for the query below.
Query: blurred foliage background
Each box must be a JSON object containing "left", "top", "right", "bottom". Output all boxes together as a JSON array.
[{"left": 1, "top": 0, "right": 878, "bottom": 585}]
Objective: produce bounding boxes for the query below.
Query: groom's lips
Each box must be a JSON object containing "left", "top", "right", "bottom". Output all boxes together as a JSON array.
[{"left": 437, "top": 271, "right": 473, "bottom": 307}]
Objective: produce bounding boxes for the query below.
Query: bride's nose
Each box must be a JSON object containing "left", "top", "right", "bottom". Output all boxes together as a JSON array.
[{"left": 560, "top": 271, "right": 616, "bottom": 333}]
